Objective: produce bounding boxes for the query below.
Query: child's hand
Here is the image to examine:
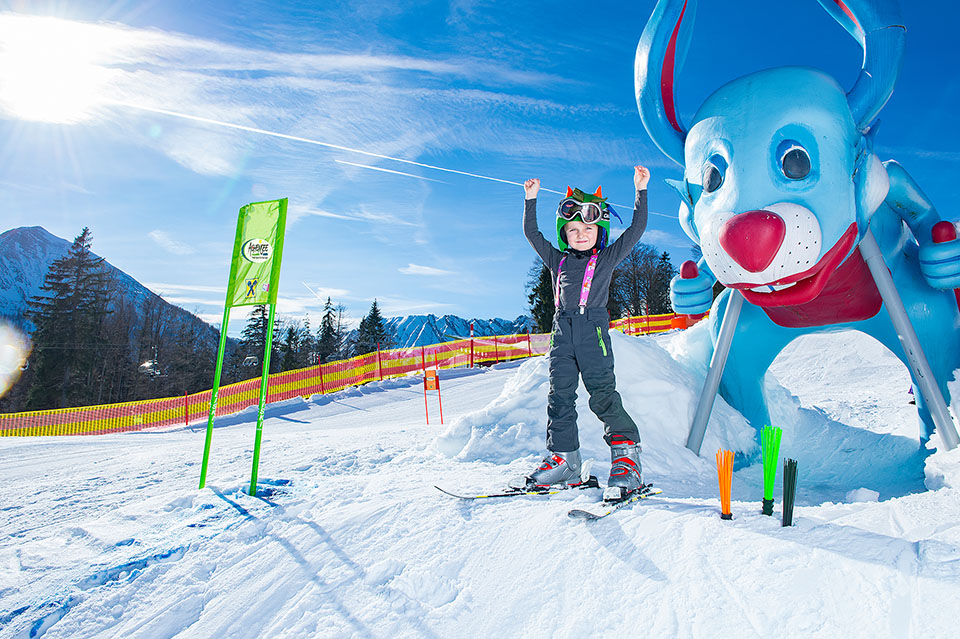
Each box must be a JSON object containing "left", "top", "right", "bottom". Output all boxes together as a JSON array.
[
  {"left": 634, "top": 165, "right": 650, "bottom": 191},
  {"left": 524, "top": 178, "right": 540, "bottom": 199}
]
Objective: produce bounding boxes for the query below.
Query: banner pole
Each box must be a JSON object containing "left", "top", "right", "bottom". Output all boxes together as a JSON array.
[
  {"left": 249, "top": 303, "right": 277, "bottom": 496},
  {"left": 247, "top": 305, "right": 276, "bottom": 494},
  {"left": 199, "top": 304, "right": 231, "bottom": 489}
]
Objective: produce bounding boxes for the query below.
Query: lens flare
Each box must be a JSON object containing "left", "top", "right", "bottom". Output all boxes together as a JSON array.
[{"left": 0, "top": 323, "right": 31, "bottom": 398}]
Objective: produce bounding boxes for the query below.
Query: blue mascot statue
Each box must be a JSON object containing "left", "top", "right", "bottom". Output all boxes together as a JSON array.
[{"left": 636, "top": 0, "right": 960, "bottom": 452}]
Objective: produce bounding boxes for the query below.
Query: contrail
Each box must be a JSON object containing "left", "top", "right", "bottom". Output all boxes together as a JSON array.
[
  {"left": 335, "top": 159, "right": 447, "bottom": 183},
  {"left": 113, "top": 100, "right": 674, "bottom": 217}
]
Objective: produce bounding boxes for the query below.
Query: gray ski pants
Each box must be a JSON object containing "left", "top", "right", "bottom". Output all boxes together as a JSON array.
[{"left": 546, "top": 309, "right": 640, "bottom": 452}]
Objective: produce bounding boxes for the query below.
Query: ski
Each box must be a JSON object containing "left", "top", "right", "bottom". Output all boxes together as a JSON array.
[
  {"left": 435, "top": 475, "right": 600, "bottom": 500},
  {"left": 567, "top": 484, "right": 661, "bottom": 521}
]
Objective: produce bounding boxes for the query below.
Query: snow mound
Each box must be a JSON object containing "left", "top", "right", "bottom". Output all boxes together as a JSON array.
[{"left": 434, "top": 323, "right": 756, "bottom": 469}]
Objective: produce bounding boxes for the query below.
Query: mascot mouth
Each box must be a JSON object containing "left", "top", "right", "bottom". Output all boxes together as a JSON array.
[{"left": 728, "top": 223, "right": 858, "bottom": 307}]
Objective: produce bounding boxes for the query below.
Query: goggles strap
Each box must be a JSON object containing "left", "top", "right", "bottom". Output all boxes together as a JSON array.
[{"left": 555, "top": 251, "right": 599, "bottom": 313}]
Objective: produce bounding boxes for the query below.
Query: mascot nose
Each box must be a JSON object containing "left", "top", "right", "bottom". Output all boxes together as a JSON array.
[{"left": 719, "top": 210, "right": 786, "bottom": 273}]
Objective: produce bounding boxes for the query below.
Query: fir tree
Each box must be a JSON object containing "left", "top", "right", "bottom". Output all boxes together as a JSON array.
[
  {"left": 649, "top": 251, "right": 676, "bottom": 314},
  {"left": 526, "top": 259, "right": 555, "bottom": 333},
  {"left": 317, "top": 297, "right": 338, "bottom": 363},
  {"left": 25, "top": 227, "right": 115, "bottom": 409},
  {"left": 240, "top": 305, "right": 281, "bottom": 373},
  {"left": 354, "top": 299, "right": 390, "bottom": 355}
]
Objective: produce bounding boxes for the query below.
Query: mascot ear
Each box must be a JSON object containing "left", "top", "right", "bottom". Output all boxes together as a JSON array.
[
  {"left": 594, "top": 186, "right": 603, "bottom": 198},
  {"left": 566, "top": 186, "right": 574, "bottom": 197},
  {"left": 665, "top": 178, "right": 700, "bottom": 244},
  {"left": 665, "top": 178, "right": 694, "bottom": 209}
]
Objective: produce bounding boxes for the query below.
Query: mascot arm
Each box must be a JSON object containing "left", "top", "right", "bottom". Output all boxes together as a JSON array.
[
  {"left": 670, "top": 257, "right": 716, "bottom": 315},
  {"left": 885, "top": 161, "right": 960, "bottom": 290}
]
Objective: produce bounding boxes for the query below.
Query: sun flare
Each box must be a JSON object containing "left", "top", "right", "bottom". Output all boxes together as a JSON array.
[{"left": 0, "top": 14, "right": 121, "bottom": 123}]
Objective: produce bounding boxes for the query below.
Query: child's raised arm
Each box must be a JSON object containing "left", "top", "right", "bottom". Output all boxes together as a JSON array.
[
  {"left": 524, "top": 178, "right": 541, "bottom": 200},
  {"left": 634, "top": 165, "right": 650, "bottom": 191},
  {"left": 522, "top": 177, "right": 561, "bottom": 269}
]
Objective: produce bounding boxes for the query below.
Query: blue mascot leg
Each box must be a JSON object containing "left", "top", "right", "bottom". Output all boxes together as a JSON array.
[{"left": 710, "top": 290, "right": 795, "bottom": 449}]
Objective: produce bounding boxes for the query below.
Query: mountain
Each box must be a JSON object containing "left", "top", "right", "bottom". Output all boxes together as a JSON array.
[
  {"left": 351, "top": 313, "right": 534, "bottom": 350},
  {"left": 0, "top": 226, "right": 219, "bottom": 347}
]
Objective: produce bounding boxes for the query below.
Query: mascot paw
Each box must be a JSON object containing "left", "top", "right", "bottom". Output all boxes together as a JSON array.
[
  {"left": 919, "top": 236, "right": 960, "bottom": 290},
  {"left": 670, "top": 261, "right": 715, "bottom": 315}
]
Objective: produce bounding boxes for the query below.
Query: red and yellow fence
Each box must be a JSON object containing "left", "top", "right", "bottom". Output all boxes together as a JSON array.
[{"left": 0, "top": 312, "right": 698, "bottom": 437}]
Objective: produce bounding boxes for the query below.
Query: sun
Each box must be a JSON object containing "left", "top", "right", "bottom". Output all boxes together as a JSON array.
[{"left": 0, "top": 14, "right": 120, "bottom": 124}]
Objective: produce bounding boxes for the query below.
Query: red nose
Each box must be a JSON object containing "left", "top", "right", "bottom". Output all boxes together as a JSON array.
[{"left": 719, "top": 210, "right": 786, "bottom": 273}]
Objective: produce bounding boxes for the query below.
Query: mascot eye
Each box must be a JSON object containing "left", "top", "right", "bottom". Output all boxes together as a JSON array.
[
  {"left": 701, "top": 155, "right": 726, "bottom": 194},
  {"left": 703, "top": 166, "right": 722, "bottom": 193},
  {"left": 780, "top": 144, "right": 811, "bottom": 180}
]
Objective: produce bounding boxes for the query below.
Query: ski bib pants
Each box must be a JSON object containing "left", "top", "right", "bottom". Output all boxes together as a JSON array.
[{"left": 547, "top": 308, "right": 640, "bottom": 452}]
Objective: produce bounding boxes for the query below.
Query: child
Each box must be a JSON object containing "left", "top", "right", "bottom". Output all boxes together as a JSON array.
[{"left": 515, "top": 166, "right": 650, "bottom": 500}]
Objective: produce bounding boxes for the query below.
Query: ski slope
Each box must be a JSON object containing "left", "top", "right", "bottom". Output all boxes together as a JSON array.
[{"left": 3, "top": 324, "right": 960, "bottom": 638}]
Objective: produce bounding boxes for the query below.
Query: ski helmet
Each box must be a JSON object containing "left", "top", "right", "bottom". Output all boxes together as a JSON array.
[{"left": 556, "top": 186, "right": 615, "bottom": 251}]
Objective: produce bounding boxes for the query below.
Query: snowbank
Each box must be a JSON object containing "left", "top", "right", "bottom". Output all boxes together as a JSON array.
[{"left": 434, "top": 324, "right": 756, "bottom": 470}]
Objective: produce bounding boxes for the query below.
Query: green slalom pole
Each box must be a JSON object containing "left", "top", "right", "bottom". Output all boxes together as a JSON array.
[
  {"left": 761, "top": 425, "right": 782, "bottom": 515},
  {"left": 199, "top": 305, "right": 232, "bottom": 489},
  {"left": 249, "top": 303, "right": 277, "bottom": 496}
]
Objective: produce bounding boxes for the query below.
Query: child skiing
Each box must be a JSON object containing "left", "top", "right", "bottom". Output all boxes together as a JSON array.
[{"left": 515, "top": 165, "right": 650, "bottom": 501}]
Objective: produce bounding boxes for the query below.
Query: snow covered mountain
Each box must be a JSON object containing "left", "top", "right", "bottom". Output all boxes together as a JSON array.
[
  {"left": 377, "top": 314, "right": 533, "bottom": 349},
  {"left": 0, "top": 226, "right": 217, "bottom": 345}
]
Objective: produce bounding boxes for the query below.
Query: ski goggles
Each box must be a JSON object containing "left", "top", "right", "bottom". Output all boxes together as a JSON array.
[{"left": 557, "top": 198, "right": 607, "bottom": 224}]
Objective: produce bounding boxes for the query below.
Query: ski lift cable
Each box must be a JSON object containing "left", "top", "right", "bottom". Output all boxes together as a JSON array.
[{"left": 114, "top": 101, "right": 675, "bottom": 219}]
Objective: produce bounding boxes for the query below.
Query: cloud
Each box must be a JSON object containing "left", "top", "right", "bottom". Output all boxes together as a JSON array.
[
  {"left": 642, "top": 229, "right": 691, "bottom": 249},
  {"left": 148, "top": 230, "right": 195, "bottom": 255},
  {"left": 376, "top": 296, "right": 458, "bottom": 316},
  {"left": 399, "top": 264, "right": 456, "bottom": 276}
]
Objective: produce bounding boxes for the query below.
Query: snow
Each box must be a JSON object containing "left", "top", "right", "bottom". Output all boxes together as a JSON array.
[{"left": 3, "top": 326, "right": 960, "bottom": 638}]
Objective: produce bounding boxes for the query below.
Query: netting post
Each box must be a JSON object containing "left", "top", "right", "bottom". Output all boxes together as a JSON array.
[
  {"left": 376, "top": 342, "right": 383, "bottom": 381},
  {"left": 434, "top": 351, "right": 444, "bottom": 424}
]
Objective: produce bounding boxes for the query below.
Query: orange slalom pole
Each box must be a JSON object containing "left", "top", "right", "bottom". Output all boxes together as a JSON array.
[{"left": 716, "top": 449, "right": 734, "bottom": 520}]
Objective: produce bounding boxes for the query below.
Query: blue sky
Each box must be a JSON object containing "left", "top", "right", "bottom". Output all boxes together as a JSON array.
[{"left": 1, "top": 0, "right": 958, "bottom": 336}]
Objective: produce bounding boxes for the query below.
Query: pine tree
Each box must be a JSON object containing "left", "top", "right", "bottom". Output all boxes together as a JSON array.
[
  {"left": 354, "top": 299, "right": 390, "bottom": 355},
  {"left": 526, "top": 259, "right": 555, "bottom": 333},
  {"left": 650, "top": 251, "right": 676, "bottom": 314},
  {"left": 240, "top": 305, "right": 281, "bottom": 373},
  {"left": 279, "top": 320, "right": 304, "bottom": 372},
  {"left": 25, "top": 227, "right": 115, "bottom": 409},
  {"left": 333, "top": 303, "right": 349, "bottom": 359},
  {"left": 317, "top": 297, "right": 338, "bottom": 363}
]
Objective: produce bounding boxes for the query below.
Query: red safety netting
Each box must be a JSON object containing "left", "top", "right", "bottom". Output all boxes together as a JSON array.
[{"left": 1, "top": 312, "right": 696, "bottom": 436}]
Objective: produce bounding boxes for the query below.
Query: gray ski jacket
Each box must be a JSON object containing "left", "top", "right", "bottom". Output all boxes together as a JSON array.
[{"left": 523, "top": 191, "right": 648, "bottom": 313}]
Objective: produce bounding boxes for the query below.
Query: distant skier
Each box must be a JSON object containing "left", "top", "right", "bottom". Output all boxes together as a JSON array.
[{"left": 515, "top": 165, "right": 650, "bottom": 500}]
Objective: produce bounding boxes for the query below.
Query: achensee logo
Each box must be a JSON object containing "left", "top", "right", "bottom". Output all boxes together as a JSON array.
[{"left": 241, "top": 239, "right": 272, "bottom": 263}]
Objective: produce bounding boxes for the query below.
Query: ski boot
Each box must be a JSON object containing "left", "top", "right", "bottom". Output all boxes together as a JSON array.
[
  {"left": 603, "top": 436, "right": 643, "bottom": 502},
  {"left": 510, "top": 450, "right": 589, "bottom": 490}
]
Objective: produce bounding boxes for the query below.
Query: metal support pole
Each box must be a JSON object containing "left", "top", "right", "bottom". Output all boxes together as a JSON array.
[
  {"left": 686, "top": 290, "right": 745, "bottom": 455},
  {"left": 860, "top": 229, "right": 959, "bottom": 450}
]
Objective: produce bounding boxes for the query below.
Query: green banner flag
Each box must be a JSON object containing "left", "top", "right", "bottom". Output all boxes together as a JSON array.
[
  {"left": 226, "top": 198, "right": 288, "bottom": 308},
  {"left": 199, "top": 197, "right": 287, "bottom": 492}
]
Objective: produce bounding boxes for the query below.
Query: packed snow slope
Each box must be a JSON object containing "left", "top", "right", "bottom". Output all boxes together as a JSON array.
[{"left": 3, "top": 324, "right": 960, "bottom": 638}]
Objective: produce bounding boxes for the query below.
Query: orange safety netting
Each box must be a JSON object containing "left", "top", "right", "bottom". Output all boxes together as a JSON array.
[{"left": 0, "top": 312, "right": 694, "bottom": 437}]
